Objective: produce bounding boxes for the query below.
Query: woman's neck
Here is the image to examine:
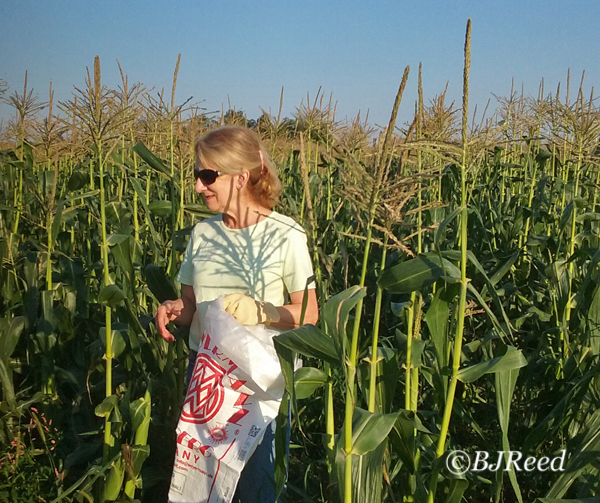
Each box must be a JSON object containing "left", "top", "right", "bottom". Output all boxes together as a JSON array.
[{"left": 222, "top": 204, "right": 272, "bottom": 229}]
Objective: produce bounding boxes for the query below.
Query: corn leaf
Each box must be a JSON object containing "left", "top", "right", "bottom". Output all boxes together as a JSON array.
[
  {"left": 294, "top": 367, "right": 328, "bottom": 400},
  {"left": 494, "top": 367, "right": 523, "bottom": 503},
  {"left": 105, "top": 454, "right": 125, "bottom": 501},
  {"left": 95, "top": 395, "right": 119, "bottom": 418},
  {"left": 388, "top": 409, "right": 416, "bottom": 473},
  {"left": 99, "top": 285, "right": 127, "bottom": 307},
  {"left": 347, "top": 407, "right": 401, "bottom": 455},
  {"left": 144, "top": 264, "right": 178, "bottom": 303},
  {"left": 587, "top": 283, "right": 600, "bottom": 355},
  {"left": 335, "top": 436, "right": 388, "bottom": 503},
  {"left": 378, "top": 253, "right": 457, "bottom": 294},
  {"left": 457, "top": 345, "right": 526, "bottom": 383},
  {"left": 132, "top": 142, "right": 171, "bottom": 179},
  {"left": 129, "top": 394, "right": 151, "bottom": 441},
  {"left": 323, "top": 285, "right": 366, "bottom": 363},
  {"left": 545, "top": 410, "right": 600, "bottom": 499},
  {"left": 0, "top": 316, "right": 25, "bottom": 361},
  {"left": 274, "top": 325, "right": 338, "bottom": 365},
  {"left": 445, "top": 479, "right": 469, "bottom": 503}
]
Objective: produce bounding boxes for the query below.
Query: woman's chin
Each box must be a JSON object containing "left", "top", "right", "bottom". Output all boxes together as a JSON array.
[{"left": 204, "top": 196, "right": 218, "bottom": 211}]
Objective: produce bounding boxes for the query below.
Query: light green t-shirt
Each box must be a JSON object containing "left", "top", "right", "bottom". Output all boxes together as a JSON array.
[{"left": 177, "top": 211, "right": 316, "bottom": 352}]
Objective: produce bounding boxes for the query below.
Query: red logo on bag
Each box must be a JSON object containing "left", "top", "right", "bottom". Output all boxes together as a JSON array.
[
  {"left": 181, "top": 354, "right": 226, "bottom": 424},
  {"left": 209, "top": 425, "right": 228, "bottom": 444}
]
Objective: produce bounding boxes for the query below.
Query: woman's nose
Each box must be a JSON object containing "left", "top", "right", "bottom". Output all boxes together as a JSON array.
[{"left": 195, "top": 177, "right": 207, "bottom": 193}]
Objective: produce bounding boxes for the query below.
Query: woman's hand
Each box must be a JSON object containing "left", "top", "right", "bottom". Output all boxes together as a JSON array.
[
  {"left": 155, "top": 299, "right": 184, "bottom": 342},
  {"left": 154, "top": 285, "right": 197, "bottom": 342},
  {"left": 222, "top": 293, "right": 280, "bottom": 326}
]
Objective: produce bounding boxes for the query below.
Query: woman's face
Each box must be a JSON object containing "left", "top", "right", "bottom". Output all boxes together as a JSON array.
[{"left": 194, "top": 160, "right": 236, "bottom": 213}]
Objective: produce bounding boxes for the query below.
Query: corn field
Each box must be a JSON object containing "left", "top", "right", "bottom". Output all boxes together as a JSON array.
[{"left": 1, "top": 23, "right": 600, "bottom": 503}]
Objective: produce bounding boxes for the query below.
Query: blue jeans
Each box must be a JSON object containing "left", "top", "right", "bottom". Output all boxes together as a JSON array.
[{"left": 186, "top": 351, "right": 290, "bottom": 503}]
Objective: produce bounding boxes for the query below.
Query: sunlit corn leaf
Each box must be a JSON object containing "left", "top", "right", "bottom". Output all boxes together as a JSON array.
[
  {"left": 124, "top": 445, "right": 151, "bottom": 495},
  {"left": 22, "top": 141, "right": 33, "bottom": 169},
  {"left": 129, "top": 394, "right": 151, "bottom": 442},
  {"left": 105, "top": 453, "right": 125, "bottom": 501},
  {"left": 95, "top": 395, "right": 120, "bottom": 418},
  {"left": 274, "top": 325, "right": 338, "bottom": 365},
  {"left": 294, "top": 366, "right": 328, "bottom": 399},
  {"left": 377, "top": 256, "right": 444, "bottom": 294},
  {"left": 322, "top": 285, "right": 366, "bottom": 363},
  {"left": 40, "top": 169, "right": 56, "bottom": 201},
  {"left": 378, "top": 253, "right": 455, "bottom": 294},
  {"left": 457, "top": 345, "right": 526, "bottom": 383},
  {"left": 130, "top": 446, "right": 151, "bottom": 475},
  {"left": 335, "top": 433, "right": 388, "bottom": 503},
  {"left": 345, "top": 407, "right": 401, "bottom": 456}
]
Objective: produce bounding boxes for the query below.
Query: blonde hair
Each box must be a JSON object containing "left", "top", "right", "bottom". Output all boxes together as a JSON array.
[{"left": 194, "top": 126, "right": 282, "bottom": 208}]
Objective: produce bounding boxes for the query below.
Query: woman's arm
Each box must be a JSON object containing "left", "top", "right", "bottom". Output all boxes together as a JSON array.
[
  {"left": 154, "top": 284, "right": 196, "bottom": 342},
  {"left": 271, "top": 288, "right": 319, "bottom": 330}
]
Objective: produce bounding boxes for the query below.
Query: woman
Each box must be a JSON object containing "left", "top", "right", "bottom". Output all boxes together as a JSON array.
[{"left": 155, "top": 125, "right": 318, "bottom": 502}]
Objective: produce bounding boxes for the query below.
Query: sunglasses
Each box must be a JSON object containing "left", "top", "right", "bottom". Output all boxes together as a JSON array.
[{"left": 194, "top": 167, "right": 223, "bottom": 185}]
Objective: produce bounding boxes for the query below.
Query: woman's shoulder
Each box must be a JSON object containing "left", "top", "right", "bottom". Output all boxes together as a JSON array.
[
  {"left": 267, "top": 211, "right": 307, "bottom": 235},
  {"left": 190, "top": 214, "right": 223, "bottom": 236}
]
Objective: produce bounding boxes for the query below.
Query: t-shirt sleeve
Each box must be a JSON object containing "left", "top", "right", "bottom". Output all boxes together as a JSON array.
[
  {"left": 282, "top": 225, "right": 316, "bottom": 294},
  {"left": 176, "top": 227, "right": 195, "bottom": 286}
]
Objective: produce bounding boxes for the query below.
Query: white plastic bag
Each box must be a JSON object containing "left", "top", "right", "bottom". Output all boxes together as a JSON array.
[{"left": 168, "top": 297, "right": 284, "bottom": 503}]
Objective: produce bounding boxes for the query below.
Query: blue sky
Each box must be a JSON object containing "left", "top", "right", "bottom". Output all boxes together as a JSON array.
[{"left": 1, "top": 0, "right": 599, "bottom": 129}]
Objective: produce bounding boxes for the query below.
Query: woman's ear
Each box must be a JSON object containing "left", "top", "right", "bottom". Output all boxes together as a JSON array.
[{"left": 237, "top": 170, "right": 250, "bottom": 189}]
